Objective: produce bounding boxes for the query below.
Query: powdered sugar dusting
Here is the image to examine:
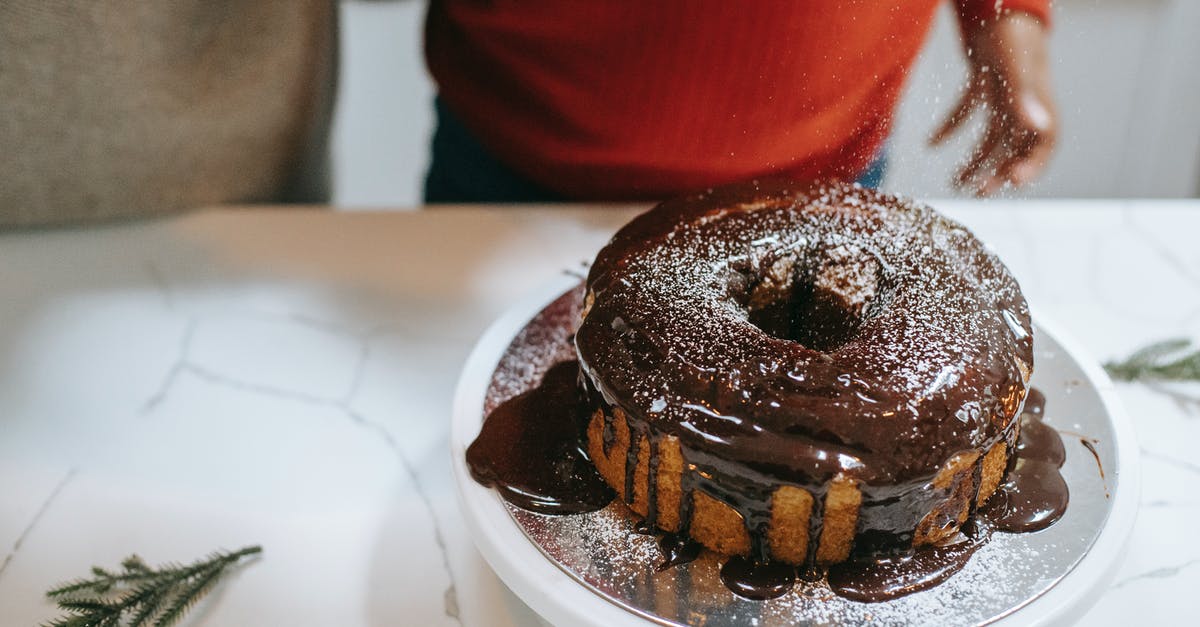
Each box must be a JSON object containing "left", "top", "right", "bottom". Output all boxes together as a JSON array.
[
  {"left": 484, "top": 284, "right": 584, "bottom": 416},
  {"left": 508, "top": 499, "right": 1078, "bottom": 626},
  {"left": 475, "top": 271, "right": 1112, "bottom": 626},
  {"left": 576, "top": 181, "right": 1033, "bottom": 485}
]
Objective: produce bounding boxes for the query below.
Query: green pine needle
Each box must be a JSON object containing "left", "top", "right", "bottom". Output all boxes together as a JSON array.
[
  {"left": 1104, "top": 338, "right": 1200, "bottom": 382},
  {"left": 42, "top": 546, "right": 261, "bottom": 627}
]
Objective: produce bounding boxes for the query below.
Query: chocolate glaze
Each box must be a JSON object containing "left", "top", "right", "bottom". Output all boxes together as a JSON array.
[
  {"left": 467, "top": 360, "right": 614, "bottom": 514},
  {"left": 576, "top": 181, "right": 1034, "bottom": 558},
  {"left": 824, "top": 389, "right": 1067, "bottom": 602},
  {"left": 655, "top": 533, "right": 703, "bottom": 572},
  {"left": 980, "top": 460, "right": 1069, "bottom": 533},
  {"left": 469, "top": 282, "right": 1071, "bottom": 603},
  {"left": 827, "top": 522, "right": 992, "bottom": 603},
  {"left": 978, "top": 392, "right": 1070, "bottom": 533},
  {"left": 1014, "top": 389, "right": 1064, "bottom": 467},
  {"left": 719, "top": 557, "right": 796, "bottom": 600},
  {"left": 1015, "top": 421, "right": 1066, "bottom": 468},
  {"left": 468, "top": 181, "right": 1075, "bottom": 604}
]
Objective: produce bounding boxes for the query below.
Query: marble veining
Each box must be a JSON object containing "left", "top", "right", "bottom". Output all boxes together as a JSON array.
[
  {"left": 1125, "top": 211, "right": 1200, "bottom": 291},
  {"left": 0, "top": 468, "right": 77, "bottom": 580},
  {"left": 1141, "top": 449, "right": 1200, "bottom": 477},
  {"left": 0, "top": 201, "right": 1196, "bottom": 626},
  {"left": 142, "top": 302, "right": 462, "bottom": 624},
  {"left": 1112, "top": 557, "right": 1200, "bottom": 589},
  {"left": 1140, "top": 383, "right": 1200, "bottom": 417}
]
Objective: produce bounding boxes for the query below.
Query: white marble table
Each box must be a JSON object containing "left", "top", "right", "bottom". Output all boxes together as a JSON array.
[{"left": 0, "top": 201, "right": 1197, "bottom": 626}]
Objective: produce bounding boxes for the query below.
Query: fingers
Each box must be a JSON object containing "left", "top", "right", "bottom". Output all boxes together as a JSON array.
[
  {"left": 954, "top": 107, "right": 1006, "bottom": 192},
  {"left": 967, "top": 127, "right": 1053, "bottom": 196},
  {"left": 1010, "top": 137, "right": 1054, "bottom": 185},
  {"left": 989, "top": 126, "right": 1055, "bottom": 193},
  {"left": 965, "top": 89, "right": 1058, "bottom": 195},
  {"left": 948, "top": 11, "right": 1057, "bottom": 195},
  {"left": 930, "top": 77, "right": 982, "bottom": 146}
]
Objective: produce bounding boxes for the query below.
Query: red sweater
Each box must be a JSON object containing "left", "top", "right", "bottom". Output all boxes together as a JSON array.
[{"left": 426, "top": 1, "right": 1050, "bottom": 201}]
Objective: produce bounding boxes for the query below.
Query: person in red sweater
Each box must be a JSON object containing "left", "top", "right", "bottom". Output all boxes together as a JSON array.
[{"left": 424, "top": 1, "right": 1055, "bottom": 202}]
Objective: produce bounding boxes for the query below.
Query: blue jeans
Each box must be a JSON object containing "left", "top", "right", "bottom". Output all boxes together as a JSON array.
[{"left": 424, "top": 97, "right": 887, "bottom": 203}]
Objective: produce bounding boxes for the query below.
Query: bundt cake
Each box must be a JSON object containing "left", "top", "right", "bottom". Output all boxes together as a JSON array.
[{"left": 574, "top": 180, "right": 1033, "bottom": 566}]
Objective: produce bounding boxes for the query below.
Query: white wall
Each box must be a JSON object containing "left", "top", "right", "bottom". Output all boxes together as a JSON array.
[
  {"left": 332, "top": 0, "right": 434, "bottom": 207},
  {"left": 331, "top": 0, "right": 1200, "bottom": 207}
]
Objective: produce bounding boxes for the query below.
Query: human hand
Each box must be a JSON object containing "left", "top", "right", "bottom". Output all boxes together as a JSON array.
[{"left": 930, "top": 12, "right": 1057, "bottom": 196}]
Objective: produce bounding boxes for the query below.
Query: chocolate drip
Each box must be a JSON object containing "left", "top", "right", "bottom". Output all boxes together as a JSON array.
[
  {"left": 1016, "top": 419, "right": 1065, "bottom": 468},
  {"left": 968, "top": 456, "right": 986, "bottom": 517},
  {"left": 601, "top": 411, "right": 617, "bottom": 457},
  {"left": 804, "top": 490, "right": 827, "bottom": 570},
  {"left": 680, "top": 446, "right": 779, "bottom": 563},
  {"left": 1079, "top": 438, "right": 1110, "bottom": 499},
  {"left": 656, "top": 533, "right": 703, "bottom": 572},
  {"left": 645, "top": 436, "right": 661, "bottom": 529},
  {"left": 467, "top": 361, "right": 614, "bottom": 514},
  {"left": 827, "top": 522, "right": 992, "bottom": 603},
  {"left": 979, "top": 393, "right": 1070, "bottom": 533},
  {"left": 623, "top": 422, "right": 644, "bottom": 506},
  {"left": 1080, "top": 438, "right": 1104, "bottom": 479},
  {"left": 677, "top": 462, "right": 698, "bottom": 538},
  {"left": 632, "top": 518, "right": 657, "bottom": 535},
  {"left": 980, "top": 460, "right": 1069, "bottom": 533},
  {"left": 825, "top": 389, "right": 1069, "bottom": 602},
  {"left": 719, "top": 557, "right": 796, "bottom": 600}
]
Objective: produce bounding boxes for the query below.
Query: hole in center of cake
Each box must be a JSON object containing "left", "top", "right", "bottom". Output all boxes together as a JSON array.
[
  {"left": 739, "top": 248, "right": 880, "bottom": 352},
  {"left": 747, "top": 279, "right": 861, "bottom": 352}
]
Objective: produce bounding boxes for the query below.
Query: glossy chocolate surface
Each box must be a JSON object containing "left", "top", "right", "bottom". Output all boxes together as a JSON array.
[
  {"left": 469, "top": 284, "right": 616, "bottom": 514},
  {"left": 822, "top": 386, "right": 1068, "bottom": 602},
  {"left": 576, "top": 181, "right": 1034, "bottom": 556},
  {"left": 980, "top": 390, "right": 1070, "bottom": 533},
  {"left": 828, "top": 522, "right": 992, "bottom": 603},
  {"left": 468, "top": 282, "right": 1069, "bottom": 603},
  {"left": 719, "top": 557, "right": 796, "bottom": 600},
  {"left": 655, "top": 533, "right": 703, "bottom": 572},
  {"left": 466, "top": 360, "right": 613, "bottom": 514}
]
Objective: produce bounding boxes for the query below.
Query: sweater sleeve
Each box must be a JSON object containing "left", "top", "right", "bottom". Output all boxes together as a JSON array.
[{"left": 955, "top": 0, "right": 1052, "bottom": 29}]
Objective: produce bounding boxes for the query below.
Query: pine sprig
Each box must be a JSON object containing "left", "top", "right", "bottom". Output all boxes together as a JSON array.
[
  {"left": 42, "top": 546, "right": 261, "bottom": 627},
  {"left": 1104, "top": 338, "right": 1200, "bottom": 382}
]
